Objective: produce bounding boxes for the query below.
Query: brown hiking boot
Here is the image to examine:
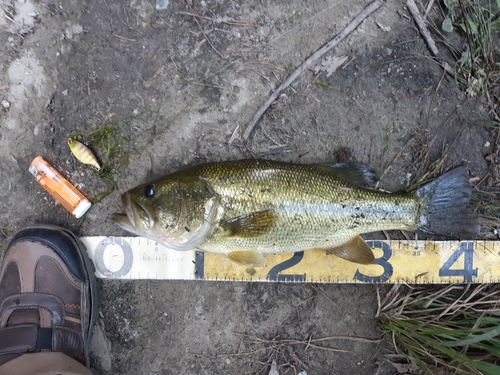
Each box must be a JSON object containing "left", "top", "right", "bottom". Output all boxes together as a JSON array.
[{"left": 0, "top": 225, "right": 98, "bottom": 368}]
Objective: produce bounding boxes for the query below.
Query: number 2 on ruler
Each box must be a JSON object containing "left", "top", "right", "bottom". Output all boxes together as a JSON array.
[
  {"left": 266, "top": 252, "right": 305, "bottom": 281},
  {"left": 439, "top": 242, "right": 478, "bottom": 282}
]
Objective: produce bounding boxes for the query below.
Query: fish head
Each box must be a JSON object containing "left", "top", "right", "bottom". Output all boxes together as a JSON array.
[{"left": 112, "top": 177, "right": 220, "bottom": 250}]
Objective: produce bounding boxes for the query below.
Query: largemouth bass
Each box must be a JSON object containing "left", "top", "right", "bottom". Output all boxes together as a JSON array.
[{"left": 112, "top": 160, "right": 479, "bottom": 266}]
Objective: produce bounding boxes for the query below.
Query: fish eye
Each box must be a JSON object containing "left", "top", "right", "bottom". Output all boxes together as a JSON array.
[{"left": 144, "top": 185, "right": 155, "bottom": 198}]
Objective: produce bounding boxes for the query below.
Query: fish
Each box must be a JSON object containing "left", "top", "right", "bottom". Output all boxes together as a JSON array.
[
  {"left": 112, "top": 160, "right": 479, "bottom": 267},
  {"left": 68, "top": 138, "right": 101, "bottom": 171}
]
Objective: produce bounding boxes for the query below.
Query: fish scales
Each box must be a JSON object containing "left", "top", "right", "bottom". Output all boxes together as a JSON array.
[
  {"left": 195, "top": 160, "right": 418, "bottom": 254},
  {"left": 113, "top": 159, "right": 478, "bottom": 266}
]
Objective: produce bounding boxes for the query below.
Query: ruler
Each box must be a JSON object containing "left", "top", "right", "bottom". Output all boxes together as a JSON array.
[{"left": 80, "top": 237, "right": 500, "bottom": 283}]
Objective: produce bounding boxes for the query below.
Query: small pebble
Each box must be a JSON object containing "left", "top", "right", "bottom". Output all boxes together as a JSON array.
[
  {"left": 1, "top": 99, "right": 10, "bottom": 109},
  {"left": 155, "top": 0, "right": 169, "bottom": 10},
  {"left": 62, "top": 89, "right": 68, "bottom": 96},
  {"left": 484, "top": 141, "right": 491, "bottom": 148}
]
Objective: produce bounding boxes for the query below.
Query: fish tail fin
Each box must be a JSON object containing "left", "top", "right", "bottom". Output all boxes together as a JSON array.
[{"left": 415, "top": 166, "right": 479, "bottom": 238}]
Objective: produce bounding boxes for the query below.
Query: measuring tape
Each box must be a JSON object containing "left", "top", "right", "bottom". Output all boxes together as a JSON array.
[{"left": 80, "top": 237, "right": 500, "bottom": 283}]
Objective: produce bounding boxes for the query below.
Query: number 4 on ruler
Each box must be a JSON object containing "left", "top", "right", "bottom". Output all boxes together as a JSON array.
[{"left": 439, "top": 242, "right": 478, "bottom": 283}]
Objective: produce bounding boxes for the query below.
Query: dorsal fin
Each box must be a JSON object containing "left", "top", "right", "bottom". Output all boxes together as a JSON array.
[
  {"left": 325, "top": 235, "right": 375, "bottom": 264},
  {"left": 315, "top": 163, "right": 378, "bottom": 188}
]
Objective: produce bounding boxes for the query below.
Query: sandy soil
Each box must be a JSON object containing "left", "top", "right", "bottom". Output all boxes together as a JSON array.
[{"left": 0, "top": 0, "right": 495, "bottom": 374}]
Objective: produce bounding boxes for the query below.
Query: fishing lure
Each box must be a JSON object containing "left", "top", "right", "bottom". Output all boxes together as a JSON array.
[{"left": 68, "top": 138, "right": 101, "bottom": 171}]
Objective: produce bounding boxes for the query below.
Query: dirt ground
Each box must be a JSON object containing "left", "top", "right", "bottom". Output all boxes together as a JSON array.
[{"left": 0, "top": 0, "right": 496, "bottom": 374}]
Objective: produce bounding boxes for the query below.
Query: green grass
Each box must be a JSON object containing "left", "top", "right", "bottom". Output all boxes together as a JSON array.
[
  {"left": 71, "top": 93, "right": 203, "bottom": 203},
  {"left": 310, "top": 80, "right": 337, "bottom": 90},
  {"left": 379, "top": 284, "right": 500, "bottom": 375},
  {"left": 70, "top": 116, "right": 136, "bottom": 204},
  {"left": 440, "top": 0, "right": 500, "bottom": 97},
  {"left": 471, "top": 188, "right": 500, "bottom": 238}
]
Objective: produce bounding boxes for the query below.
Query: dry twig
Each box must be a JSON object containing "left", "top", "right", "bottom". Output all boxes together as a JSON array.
[
  {"left": 406, "top": 0, "right": 439, "bottom": 56},
  {"left": 194, "top": 19, "right": 224, "bottom": 59},
  {"left": 176, "top": 11, "right": 257, "bottom": 28},
  {"left": 112, "top": 34, "right": 136, "bottom": 42},
  {"left": 143, "top": 66, "right": 165, "bottom": 88},
  {"left": 242, "top": 0, "right": 384, "bottom": 141},
  {"left": 216, "top": 332, "right": 380, "bottom": 362},
  {"left": 424, "top": 0, "right": 436, "bottom": 19},
  {"left": 406, "top": 0, "right": 457, "bottom": 76}
]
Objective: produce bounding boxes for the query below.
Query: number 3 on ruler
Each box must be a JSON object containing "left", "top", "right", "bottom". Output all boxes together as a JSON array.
[
  {"left": 354, "top": 240, "right": 394, "bottom": 283},
  {"left": 439, "top": 242, "right": 477, "bottom": 282}
]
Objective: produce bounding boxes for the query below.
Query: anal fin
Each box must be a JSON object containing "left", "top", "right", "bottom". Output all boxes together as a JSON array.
[
  {"left": 325, "top": 235, "right": 375, "bottom": 264},
  {"left": 227, "top": 250, "right": 265, "bottom": 267}
]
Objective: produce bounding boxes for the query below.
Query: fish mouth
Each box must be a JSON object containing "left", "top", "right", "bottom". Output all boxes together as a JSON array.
[
  {"left": 111, "top": 193, "right": 156, "bottom": 231},
  {"left": 111, "top": 212, "right": 135, "bottom": 232}
]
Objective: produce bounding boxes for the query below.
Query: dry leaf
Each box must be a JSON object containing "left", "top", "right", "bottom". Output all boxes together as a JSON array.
[
  {"left": 268, "top": 360, "right": 279, "bottom": 375},
  {"left": 313, "top": 55, "right": 348, "bottom": 77}
]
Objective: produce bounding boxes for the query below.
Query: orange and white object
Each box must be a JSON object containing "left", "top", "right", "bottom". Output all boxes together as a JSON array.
[{"left": 29, "top": 156, "right": 92, "bottom": 218}]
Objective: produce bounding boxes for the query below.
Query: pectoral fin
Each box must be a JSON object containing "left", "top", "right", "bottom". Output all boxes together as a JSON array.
[
  {"left": 222, "top": 210, "right": 277, "bottom": 238},
  {"left": 325, "top": 235, "right": 375, "bottom": 264},
  {"left": 227, "top": 250, "right": 265, "bottom": 267}
]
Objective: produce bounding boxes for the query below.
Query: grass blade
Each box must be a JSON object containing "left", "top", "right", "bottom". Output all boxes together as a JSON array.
[{"left": 379, "top": 285, "right": 500, "bottom": 374}]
